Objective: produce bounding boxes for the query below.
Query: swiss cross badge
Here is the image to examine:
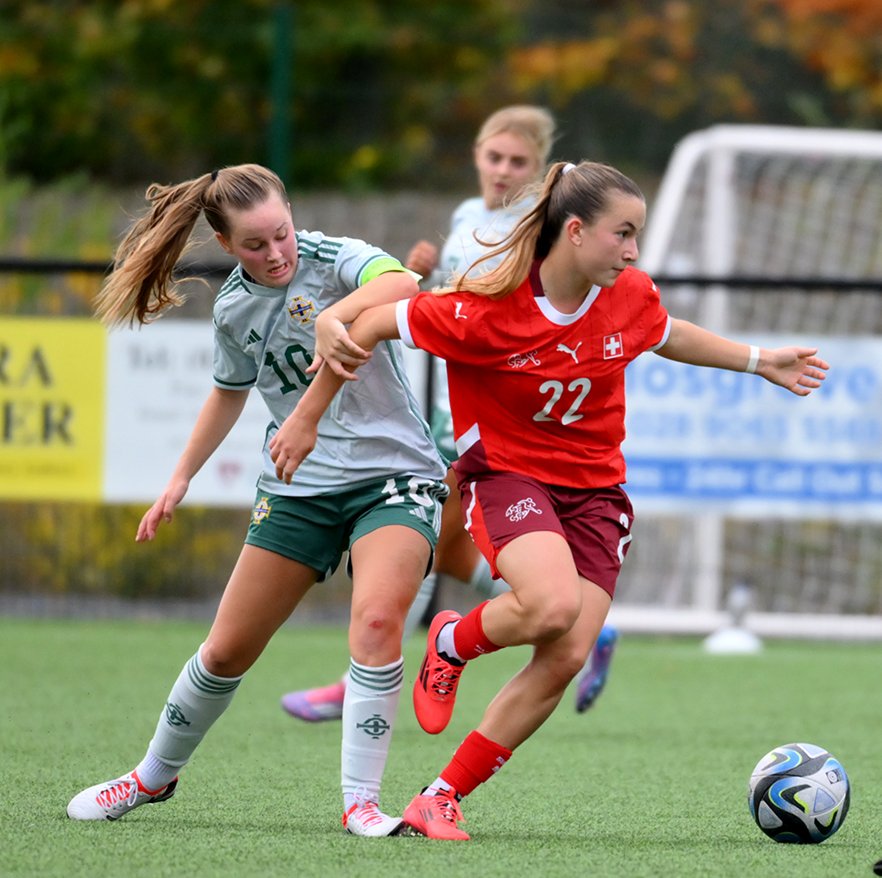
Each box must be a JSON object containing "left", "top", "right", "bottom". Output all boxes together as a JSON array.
[{"left": 603, "top": 332, "right": 623, "bottom": 360}]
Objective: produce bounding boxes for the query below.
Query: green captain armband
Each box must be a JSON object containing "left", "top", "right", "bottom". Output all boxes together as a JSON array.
[{"left": 359, "top": 255, "right": 414, "bottom": 285}]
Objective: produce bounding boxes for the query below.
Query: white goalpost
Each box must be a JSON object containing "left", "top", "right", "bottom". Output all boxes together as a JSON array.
[{"left": 608, "top": 124, "right": 882, "bottom": 640}]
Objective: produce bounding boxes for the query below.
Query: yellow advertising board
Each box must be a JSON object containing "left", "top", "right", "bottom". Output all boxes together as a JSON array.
[{"left": 0, "top": 317, "right": 105, "bottom": 500}]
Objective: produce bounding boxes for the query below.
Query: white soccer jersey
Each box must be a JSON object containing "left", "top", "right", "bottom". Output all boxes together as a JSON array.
[
  {"left": 212, "top": 229, "right": 446, "bottom": 496},
  {"left": 424, "top": 195, "right": 534, "bottom": 292}
]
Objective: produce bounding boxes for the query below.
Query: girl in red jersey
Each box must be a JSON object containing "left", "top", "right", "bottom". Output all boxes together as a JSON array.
[{"left": 269, "top": 159, "right": 829, "bottom": 841}]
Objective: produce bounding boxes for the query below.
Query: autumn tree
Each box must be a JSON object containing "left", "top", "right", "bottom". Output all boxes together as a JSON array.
[
  {"left": 765, "top": 0, "right": 882, "bottom": 124},
  {"left": 510, "top": 0, "right": 882, "bottom": 170}
]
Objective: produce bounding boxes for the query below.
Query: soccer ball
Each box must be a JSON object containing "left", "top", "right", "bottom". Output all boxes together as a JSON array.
[{"left": 748, "top": 742, "right": 850, "bottom": 844}]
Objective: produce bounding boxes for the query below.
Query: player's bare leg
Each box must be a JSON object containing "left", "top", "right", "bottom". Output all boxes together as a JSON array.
[{"left": 477, "top": 576, "right": 610, "bottom": 748}]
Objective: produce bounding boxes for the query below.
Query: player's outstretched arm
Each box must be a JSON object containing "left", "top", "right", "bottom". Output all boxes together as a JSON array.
[
  {"left": 136, "top": 387, "right": 249, "bottom": 541},
  {"left": 656, "top": 318, "right": 829, "bottom": 397},
  {"left": 270, "top": 301, "right": 401, "bottom": 483}
]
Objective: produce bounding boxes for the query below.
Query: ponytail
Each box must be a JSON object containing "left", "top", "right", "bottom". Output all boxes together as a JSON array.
[
  {"left": 446, "top": 160, "right": 643, "bottom": 299},
  {"left": 95, "top": 164, "right": 288, "bottom": 326}
]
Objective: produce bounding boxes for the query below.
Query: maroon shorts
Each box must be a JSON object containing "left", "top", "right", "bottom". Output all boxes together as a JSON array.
[{"left": 458, "top": 472, "right": 634, "bottom": 598}]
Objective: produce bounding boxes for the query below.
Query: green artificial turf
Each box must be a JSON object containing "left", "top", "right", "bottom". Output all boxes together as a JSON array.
[{"left": 1, "top": 617, "right": 878, "bottom": 877}]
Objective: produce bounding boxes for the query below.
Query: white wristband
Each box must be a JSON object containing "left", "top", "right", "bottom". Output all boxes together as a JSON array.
[{"left": 745, "top": 344, "right": 760, "bottom": 374}]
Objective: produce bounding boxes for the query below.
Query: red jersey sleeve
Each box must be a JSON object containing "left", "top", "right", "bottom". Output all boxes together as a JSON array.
[{"left": 397, "top": 290, "right": 498, "bottom": 362}]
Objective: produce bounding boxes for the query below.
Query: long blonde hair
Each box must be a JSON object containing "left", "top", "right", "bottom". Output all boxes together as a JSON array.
[
  {"left": 453, "top": 160, "right": 645, "bottom": 299},
  {"left": 94, "top": 163, "right": 288, "bottom": 326}
]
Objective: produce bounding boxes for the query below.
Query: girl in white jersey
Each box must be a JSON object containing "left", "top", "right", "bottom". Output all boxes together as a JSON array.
[
  {"left": 282, "top": 107, "right": 620, "bottom": 721},
  {"left": 269, "top": 160, "right": 829, "bottom": 840},
  {"left": 65, "top": 164, "right": 447, "bottom": 837}
]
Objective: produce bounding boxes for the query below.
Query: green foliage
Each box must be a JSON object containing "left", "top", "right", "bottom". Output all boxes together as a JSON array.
[
  {"left": 0, "top": 502, "right": 246, "bottom": 599},
  {"left": 2, "top": 621, "right": 880, "bottom": 876},
  {"left": 0, "top": 172, "right": 120, "bottom": 314},
  {"left": 0, "top": 0, "right": 524, "bottom": 189}
]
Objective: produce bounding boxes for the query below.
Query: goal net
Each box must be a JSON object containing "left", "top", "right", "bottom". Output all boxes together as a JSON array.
[{"left": 611, "top": 125, "right": 882, "bottom": 640}]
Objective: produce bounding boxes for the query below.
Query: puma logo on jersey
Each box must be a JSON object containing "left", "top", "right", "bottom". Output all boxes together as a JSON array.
[
  {"left": 556, "top": 341, "right": 583, "bottom": 363},
  {"left": 507, "top": 350, "right": 541, "bottom": 369},
  {"left": 505, "top": 497, "right": 543, "bottom": 522},
  {"left": 454, "top": 301, "right": 468, "bottom": 320}
]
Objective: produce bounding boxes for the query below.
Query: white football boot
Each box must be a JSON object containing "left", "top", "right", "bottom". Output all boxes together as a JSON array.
[
  {"left": 342, "top": 800, "right": 404, "bottom": 837},
  {"left": 67, "top": 770, "right": 177, "bottom": 821}
]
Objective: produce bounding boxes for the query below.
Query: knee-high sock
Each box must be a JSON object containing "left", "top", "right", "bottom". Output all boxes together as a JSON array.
[
  {"left": 341, "top": 657, "right": 403, "bottom": 808},
  {"left": 402, "top": 572, "right": 437, "bottom": 641},
  {"left": 138, "top": 646, "right": 242, "bottom": 788},
  {"left": 433, "top": 730, "right": 512, "bottom": 798}
]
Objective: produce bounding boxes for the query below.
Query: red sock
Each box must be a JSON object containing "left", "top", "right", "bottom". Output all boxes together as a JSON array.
[
  {"left": 440, "top": 730, "right": 513, "bottom": 797},
  {"left": 452, "top": 600, "right": 501, "bottom": 660}
]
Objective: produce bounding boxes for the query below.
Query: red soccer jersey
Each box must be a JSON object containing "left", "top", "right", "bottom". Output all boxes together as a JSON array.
[{"left": 396, "top": 263, "right": 670, "bottom": 488}]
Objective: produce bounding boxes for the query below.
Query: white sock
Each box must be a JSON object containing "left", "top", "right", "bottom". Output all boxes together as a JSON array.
[
  {"left": 425, "top": 776, "right": 453, "bottom": 796},
  {"left": 341, "top": 656, "right": 403, "bottom": 809},
  {"left": 435, "top": 621, "right": 463, "bottom": 663},
  {"left": 137, "top": 645, "right": 242, "bottom": 789},
  {"left": 135, "top": 750, "right": 178, "bottom": 792},
  {"left": 402, "top": 572, "right": 437, "bottom": 641},
  {"left": 469, "top": 557, "right": 511, "bottom": 598}
]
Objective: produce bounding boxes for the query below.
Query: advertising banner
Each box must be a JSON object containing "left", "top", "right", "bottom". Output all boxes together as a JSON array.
[
  {"left": 622, "top": 335, "right": 882, "bottom": 519},
  {"left": 0, "top": 318, "right": 105, "bottom": 500},
  {"left": 103, "top": 322, "right": 270, "bottom": 505}
]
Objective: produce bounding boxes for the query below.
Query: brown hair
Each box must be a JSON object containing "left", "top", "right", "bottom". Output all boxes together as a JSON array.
[
  {"left": 452, "top": 160, "right": 644, "bottom": 298},
  {"left": 94, "top": 163, "right": 288, "bottom": 326},
  {"left": 474, "top": 105, "right": 556, "bottom": 168}
]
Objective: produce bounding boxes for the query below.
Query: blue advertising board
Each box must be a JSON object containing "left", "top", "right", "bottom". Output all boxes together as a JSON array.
[{"left": 622, "top": 335, "right": 882, "bottom": 519}]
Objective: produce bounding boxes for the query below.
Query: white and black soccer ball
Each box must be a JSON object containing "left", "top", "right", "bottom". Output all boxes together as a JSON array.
[{"left": 748, "top": 742, "right": 850, "bottom": 844}]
